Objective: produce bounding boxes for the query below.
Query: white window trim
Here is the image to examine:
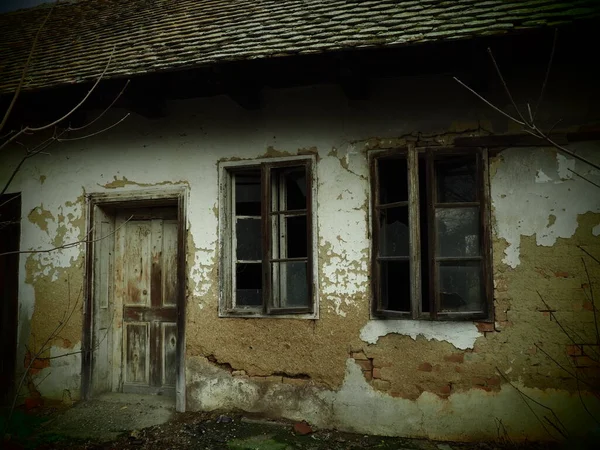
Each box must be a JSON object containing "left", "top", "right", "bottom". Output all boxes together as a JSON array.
[{"left": 218, "top": 155, "right": 319, "bottom": 319}]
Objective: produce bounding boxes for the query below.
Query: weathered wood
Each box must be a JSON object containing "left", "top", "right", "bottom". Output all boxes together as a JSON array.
[
  {"left": 163, "top": 323, "right": 177, "bottom": 387},
  {"left": 124, "top": 221, "right": 152, "bottom": 307},
  {"left": 125, "top": 323, "right": 148, "bottom": 384},
  {"left": 120, "top": 209, "right": 179, "bottom": 394},
  {"left": 162, "top": 220, "right": 178, "bottom": 307}
]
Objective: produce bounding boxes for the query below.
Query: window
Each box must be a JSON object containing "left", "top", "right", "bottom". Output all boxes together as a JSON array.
[
  {"left": 371, "top": 147, "right": 492, "bottom": 320},
  {"left": 219, "top": 158, "right": 316, "bottom": 317}
]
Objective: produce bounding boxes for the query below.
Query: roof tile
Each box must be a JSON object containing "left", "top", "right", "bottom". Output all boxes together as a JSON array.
[{"left": 0, "top": 0, "right": 598, "bottom": 94}]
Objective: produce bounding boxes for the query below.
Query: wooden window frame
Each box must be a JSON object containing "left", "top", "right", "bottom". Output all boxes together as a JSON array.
[
  {"left": 219, "top": 156, "right": 318, "bottom": 319},
  {"left": 370, "top": 145, "right": 493, "bottom": 321}
]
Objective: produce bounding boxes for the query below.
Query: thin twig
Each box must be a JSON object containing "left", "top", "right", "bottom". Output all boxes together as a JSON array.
[
  {"left": 0, "top": 44, "right": 117, "bottom": 153},
  {"left": 453, "top": 76, "right": 525, "bottom": 126},
  {"left": 533, "top": 29, "right": 558, "bottom": 121},
  {"left": 487, "top": 47, "right": 530, "bottom": 126},
  {"left": 533, "top": 344, "right": 595, "bottom": 390},
  {"left": 537, "top": 291, "right": 579, "bottom": 347},
  {"left": 575, "top": 370, "right": 600, "bottom": 426},
  {"left": 579, "top": 246, "right": 600, "bottom": 266},
  {"left": 66, "top": 80, "right": 130, "bottom": 133},
  {"left": 568, "top": 169, "right": 600, "bottom": 189},
  {"left": 0, "top": 214, "right": 132, "bottom": 257},
  {"left": 0, "top": 192, "right": 21, "bottom": 210},
  {"left": 496, "top": 366, "right": 568, "bottom": 440},
  {"left": 0, "top": 2, "right": 56, "bottom": 133},
  {"left": 58, "top": 113, "right": 130, "bottom": 142},
  {"left": 582, "top": 257, "right": 599, "bottom": 345}
]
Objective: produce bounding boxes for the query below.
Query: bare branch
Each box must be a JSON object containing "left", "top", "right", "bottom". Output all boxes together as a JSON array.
[
  {"left": 487, "top": 47, "right": 530, "bottom": 127},
  {"left": 578, "top": 246, "right": 600, "bottom": 266},
  {"left": 0, "top": 44, "right": 117, "bottom": 153},
  {"left": 66, "top": 80, "right": 130, "bottom": 133},
  {"left": 533, "top": 344, "right": 595, "bottom": 390},
  {"left": 575, "top": 371, "right": 600, "bottom": 427},
  {"left": 0, "top": 192, "right": 21, "bottom": 210},
  {"left": 453, "top": 76, "right": 525, "bottom": 126},
  {"left": 0, "top": 2, "right": 56, "bottom": 133},
  {"left": 537, "top": 291, "right": 579, "bottom": 348},
  {"left": 58, "top": 112, "right": 130, "bottom": 142},
  {"left": 496, "top": 366, "right": 568, "bottom": 440},
  {"left": 582, "top": 257, "right": 599, "bottom": 345},
  {"left": 0, "top": 214, "right": 132, "bottom": 257},
  {"left": 533, "top": 29, "right": 558, "bottom": 121},
  {"left": 568, "top": 169, "right": 600, "bottom": 189}
]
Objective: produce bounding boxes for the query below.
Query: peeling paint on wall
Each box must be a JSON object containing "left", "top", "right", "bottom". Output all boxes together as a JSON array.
[
  {"left": 359, "top": 320, "right": 481, "bottom": 350},
  {"left": 491, "top": 146, "right": 600, "bottom": 268}
]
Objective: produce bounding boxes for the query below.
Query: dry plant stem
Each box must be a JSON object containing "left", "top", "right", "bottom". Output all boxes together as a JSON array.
[
  {"left": 581, "top": 257, "right": 599, "bottom": 345},
  {"left": 0, "top": 214, "right": 133, "bottom": 257},
  {"left": 0, "top": 44, "right": 117, "bottom": 154},
  {"left": 496, "top": 366, "right": 568, "bottom": 440},
  {"left": 576, "top": 372, "right": 600, "bottom": 427},
  {"left": 568, "top": 169, "right": 600, "bottom": 189},
  {"left": 537, "top": 291, "right": 580, "bottom": 347},
  {"left": 533, "top": 344, "right": 595, "bottom": 389},
  {"left": 0, "top": 2, "right": 57, "bottom": 133},
  {"left": 66, "top": 79, "right": 131, "bottom": 133},
  {"left": 533, "top": 29, "right": 558, "bottom": 121},
  {"left": 57, "top": 111, "right": 130, "bottom": 142},
  {"left": 487, "top": 48, "right": 530, "bottom": 126},
  {"left": 578, "top": 246, "right": 600, "bottom": 265},
  {"left": 453, "top": 39, "right": 600, "bottom": 172}
]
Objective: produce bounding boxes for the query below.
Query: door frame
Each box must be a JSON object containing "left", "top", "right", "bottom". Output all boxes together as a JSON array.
[{"left": 81, "top": 187, "right": 187, "bottom": 412}]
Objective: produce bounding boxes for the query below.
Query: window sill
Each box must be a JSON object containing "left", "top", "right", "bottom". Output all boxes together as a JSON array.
[
  {"left": 360, "top": 319, "right": 481, "bottom": 350},
  {"left": 218, "top": 309, "right": 318, "bottom": 320}
]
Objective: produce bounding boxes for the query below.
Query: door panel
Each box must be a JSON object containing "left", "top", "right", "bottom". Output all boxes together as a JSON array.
[
  {"left": 116, "top": 208, "right": 178, "bottom": 395},
  {"left": 162, "top": 323, "right": 177, "bottom": 386},
  {"left": 125, "top": 323, "right": 149, "bottom": 384}
]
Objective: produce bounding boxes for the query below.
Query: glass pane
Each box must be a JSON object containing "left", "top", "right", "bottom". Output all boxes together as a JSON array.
[
  {"left": 435, "top": 207, "right": 480, "bottom": 257},
  {"left": 435, "top": 156, "right": 477, "bottom": 203},
  {"left": 286, "top": 215, "right": 307, "bottom": 258},
  {"left": 285, "top": 169, "right": 307, "bottom": 211},
  {"left": 235, "top": 171, "right": 261, "bottom": 216},
  {"left": 378, "top": 157, "right": 408, "bottom": 205},
  {"left": 236, "top": 263, "right": 262, "bottom": 307},
  {"left": 438, "top": 262, "right": 483, "bottom": 312},
  {"left": 236, "top": 218, "right": 261, "bottom": 261},
  {"left": 379, "top": 206, "right": 409, "bottom": 257},
  {"left": 272, "top": 261, "right": 309, "bottom": 308},
  {"left": 379, "top": 260, "right": 410, "bottom": 312}
]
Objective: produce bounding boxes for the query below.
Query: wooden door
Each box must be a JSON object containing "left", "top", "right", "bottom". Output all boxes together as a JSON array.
[{"left": 115, "top": 208, "right": 178, "bottom": 395}]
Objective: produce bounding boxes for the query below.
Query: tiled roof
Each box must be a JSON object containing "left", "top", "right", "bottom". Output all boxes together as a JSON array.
[{"left": 1, "top": 0, "right": 599, "bottom": 94}]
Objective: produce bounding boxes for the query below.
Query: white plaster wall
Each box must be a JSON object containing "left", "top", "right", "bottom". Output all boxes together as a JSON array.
[
  {"left": 491, "top": 144, "right": 600, "bottom": 268},
  {"left": 2, "top": 74, "right": 599, "bottom": 439}
]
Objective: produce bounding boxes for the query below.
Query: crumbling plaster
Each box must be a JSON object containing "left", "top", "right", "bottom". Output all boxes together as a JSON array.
[{"left": 2, "top": 74, "right": 599, "bottom": 438}]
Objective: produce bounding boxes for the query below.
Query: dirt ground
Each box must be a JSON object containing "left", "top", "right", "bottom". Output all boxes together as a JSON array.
[{"left": 1, "top": 395, "right": 565, "bottom": 450}]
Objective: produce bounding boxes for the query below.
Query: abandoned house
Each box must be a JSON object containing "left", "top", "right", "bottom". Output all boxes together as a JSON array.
[{"left": 1, "top": 0, "right": 600, "bottom": 442}]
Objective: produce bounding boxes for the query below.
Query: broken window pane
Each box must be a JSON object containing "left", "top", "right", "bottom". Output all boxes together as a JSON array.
[
  {"left": 380, "top": 260, "right": 410, "bottom": 312},
  {"left": 235, "top": 172, "right": 261, "bottom": 216},
  {"left": 438, "top": 262, "right": 482, "bottom": 312},
  {"left": 379, "top": 206, "right": 409, "bottom": 257},
  {"left": 236, "top": 263, "right": 262, "bottom": 307},
  {"left": 284, "top": 169, "right": 307, "bottom": 211},
  {"left": 236, "top": 218, "right": 262, "bottom": 261},
  {"left": 285, "top": 215, "right": 307, "bottom": 258},
  {"left": 435, "top": 157, "right": 477, "bottom": 203},
  {"left": 273, "top": 261, "right": 309, "bottom": 308},
  {"left": 378, "top": 157, "right": 408, "bottom": 205},
  {"left": 435, "top": 207, "right": 480, "bottom": 257}
]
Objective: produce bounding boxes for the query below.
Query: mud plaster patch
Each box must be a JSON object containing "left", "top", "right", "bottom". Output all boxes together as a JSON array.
[
  {"left": 359, "top": 320, "right": 480, "bottom": 350},
  {"left": 28, "top": 205, "right": 55, "bottom": 232}
]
